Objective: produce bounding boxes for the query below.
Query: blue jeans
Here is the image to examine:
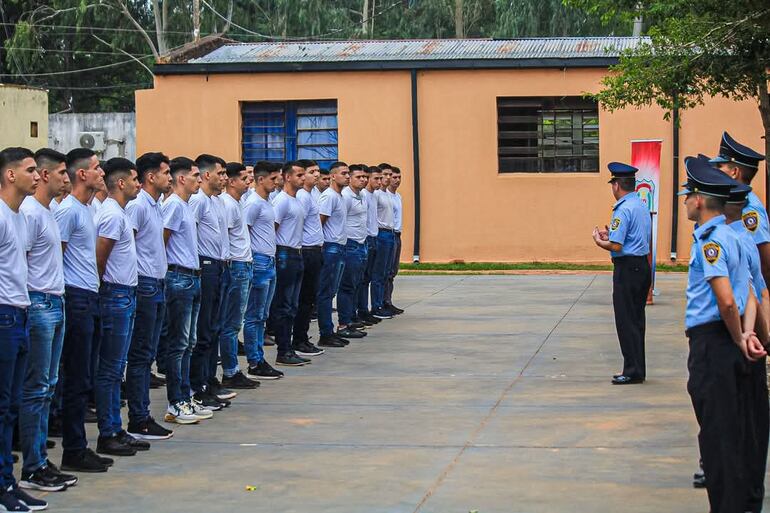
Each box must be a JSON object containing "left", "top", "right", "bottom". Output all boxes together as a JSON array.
[
  {"left": 220, "top": 261, "right": 252, "bottom": 377},
  {"left": 371, "top": 230, "right": 395, "bottom": 310},
  {"left": 62, "top": 286, "right": 98, "bottom": 456},
  {"left": 126, "top": 277, "right": 165, "bottom": 424},
  {"left": 0, "top": 305, "right": 28, "bottom": 488},
  {"left": 357, "top": 236, "right": 377, "bottom": 317},
  {"left": 274, "top": 247, "right": 304, "bottom": 356},
  {"left": 161, "top": 271, "right": 201, "bottom": 405},
  {"left": 317, "top": 242, "right": 346, "bottom": 336},
  {"left": 191, "top": 259, "right": 226, "bottom": 392},
  {"left": 244, "top": 254, "right": 276, "bottom": 367},
  {"left": 20, "top": 293, "right": 64, "bottom": 473},
  {"left": 338, "top": 240, "right": 368, "bottom": 326},
  {"left": 96, "top": 283, "right": 136, "bottom": 438}
]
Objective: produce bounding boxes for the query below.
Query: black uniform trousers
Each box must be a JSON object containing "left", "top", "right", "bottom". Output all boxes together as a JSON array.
[
  {"left": 745, "top": 356, "right": 769, "bottom": 513},
  {"left": 292, "top": 246, "right": 323, "bottom": 346},
  {"left": 687, "top": 320, "right": 752, "bottom": 513},
  {"left": 611, "top": 255, "right": 651, "bottom": 379}
]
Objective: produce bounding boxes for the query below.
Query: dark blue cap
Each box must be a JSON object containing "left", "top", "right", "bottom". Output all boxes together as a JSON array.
[
  {"left": 728, "top": 182, "right": 752, "bottom": 204},
  {"left": 709, "top": 132, "right": 765, "bottom": 170},
  {"left": 607, "top": 162, "right": 638, "bottom": 183},
  {"left": 678, "top": 156, "right": 737, "bottom": 198}
]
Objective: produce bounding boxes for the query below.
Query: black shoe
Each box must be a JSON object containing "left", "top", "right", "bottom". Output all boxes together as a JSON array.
[
  {"left": 337, "top": 327, "right": 367, "bottom": 339},
  {"left": 385, "top": 303, "right": 404, "bottom": 314},
  {"left": 7, "top": 485, "right": 47, "bottom": 511},
  {"left": 371, "top": 308, "right": 393, "bottom": 319},
  {"left": 693, "top": 469, "right": 706, "bottom": 488},
  {"left": 45, "top": 460, "right": 78, "bottom": 486},
  {"left": 354, "top": 317, "right": 375, "bottom": 327},
  {"left": 61, "top": 449, "right": 109, "bottom": 473},
  {"left": 222, "top": 371, "right": 260, "bottom": 390},
  {"left": 318, "top": 335, "right": 346, "bottom": 348},
  {"left": 276, "top": 352, "right": 311, "bottom": 366},
  {"left": 362, "top": 314, "right": 381, "bottom": 324},
  {"left": 348, "top": 321, "right": 367, "bottom": 330},
  {"left": 47, "top": 416, "right": 62, "bottom": 438},
  {"left": 193, "top": 391, "right": 225, "bottom": 411},
  {"left": 0, "top": 487, "right": 29, "bottom": 512},
  {"left": 46, "top": 440, "right": 55, "bottom": 449},
  {"left": 209, "top": 378, "right": 238, "bottom": 401},
  {"left": 84, "top": 407, "right": 97, "bottom": 424},
  {"left": 263, "top": 334, "right": 276, "bottom": 347},
  {"left": 238, "top": 339, "right": 247, "bottom": 356},
  {"left": 382, "top": 306, "right": 399, "bottom": 317},
  {"left": 248, "top": 360, "right": 284, "bottom": 380},
  {"left": 294, "top": 340, "right": 325, "bottom": 356},
  {"left": 96, "top": 434, "right": 137, "bottom": 457},
  {"left": 611, "top": 375, "right": 644, "bottom": 385},
  {"left": 19, "top": 465, "right": 69, "bottom": 492},
  {"left": 117, "top": 430, "right": 150, "bottom": 451},
  {"left": 88, "top": 448, "right": 114, "bottom": 467},
  {"left": 149, "top": 373, "right": 166, "bottom": 389},
  {"left": 333, "top": 334, "right": 351, "bottom": 345},
  {"left": 127, "top": 417, "right": 174, "bottom": 440}
]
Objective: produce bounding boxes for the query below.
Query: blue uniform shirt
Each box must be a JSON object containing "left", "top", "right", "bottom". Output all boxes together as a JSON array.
[
  {"left": 742, "top": 191, "right": 770, "bottom": 245},
  {"left": 608, "top": 192, "right": 651, "bottom": 258},
  {"left": 685, "top": 215, "right": 750, "bottom": 329},
  {"left": 730, "top": 219, "right": 767, "bottom": 302}
]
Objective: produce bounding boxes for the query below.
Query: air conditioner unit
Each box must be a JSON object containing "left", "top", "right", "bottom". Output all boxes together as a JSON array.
[{"left": 78, "top": 131, "right": 106, "bottom": 152}]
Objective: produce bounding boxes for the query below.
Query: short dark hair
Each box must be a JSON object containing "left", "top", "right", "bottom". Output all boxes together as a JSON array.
[
  {"left": 391, "top": 166, "right": 401, "bottom": 175},
  {"left": 378, "top": 162, "right": 392, "bottom": 171},
  {"left": 733, "top": 162, "right": 759, "bottom": 183},
  {"left": 0, "top": 147, "right": 34, "bottom": 184},
  {"left": 330, "top": 161, "right": 348, "bottom": 172},
  {"left": 34, "top": 148, "right": 66, "bottom": 171},
  {"left": 367, "top": 166, "right": 382, "bottom": 175},
  {"left": 225, "top": 162, "right": 246, "bottom": 179},
  {"left": 349, "top": 164, "right": 364, "bottom": 172},
  {"left": 103, "top": 157, "right": 136, "bottom": 191},
  {"left": 169, "top": 157, "right": 196, "bottom": 179},
  {"left": 282, "top": 161, "right": 303, "bottom": 176},
  {"left": 298, "top": 159, "right": 318, "bottom": 169},
  {"left": 65, "top": 148, "right": 96, "bottom": 181},
  {"left": 195, "top": 154, "right": 222, "bottom": 174},
  {"left": 319, "top": 168, "right": 331, "bottom": 176},
  {"left": 136, "top": 152, "right": 170, "bottom": 183},
  {"left": 615, "top": 177, "right": 635, "bottom": 192},
  {"left": 703, "top": 194, "right": 727, "bottom": 211}
]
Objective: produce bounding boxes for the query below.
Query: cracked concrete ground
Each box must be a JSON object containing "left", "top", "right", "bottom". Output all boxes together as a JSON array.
[{"left": 26, "top": 273, "right": 766, "bottom": 513}]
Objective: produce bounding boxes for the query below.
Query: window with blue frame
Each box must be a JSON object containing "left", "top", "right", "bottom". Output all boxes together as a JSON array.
[{"left": 242, "top": 100, "right": 339, "bottom": 169}]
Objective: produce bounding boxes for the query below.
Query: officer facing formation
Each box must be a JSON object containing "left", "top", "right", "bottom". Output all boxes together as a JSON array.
[{"left": 592, "top": 162, "right": 651, "bottom": 385}]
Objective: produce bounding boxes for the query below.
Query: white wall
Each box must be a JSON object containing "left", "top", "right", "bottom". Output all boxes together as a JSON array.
[{"left": 49, "top": 112, "right": 136, "bottom": 160}]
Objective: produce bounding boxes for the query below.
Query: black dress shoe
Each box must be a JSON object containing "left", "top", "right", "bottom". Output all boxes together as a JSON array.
[{"left": 611, "top": 375, "right": 644, "bottom": 385}]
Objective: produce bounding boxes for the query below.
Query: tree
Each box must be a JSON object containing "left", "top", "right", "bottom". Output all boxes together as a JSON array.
[{"left": 566, "top": 0, "right": 770, "bottom": 166}]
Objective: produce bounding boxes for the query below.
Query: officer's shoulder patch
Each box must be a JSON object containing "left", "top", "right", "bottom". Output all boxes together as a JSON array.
[
  {"left": 743, "top": 210, "right": 759, "bottom": 232},
  {"left": 702, "top": 242, "right": 721, "bottom": 265},
  {"left": 610, "top": 218, "right": 621, "bottom": 231}
]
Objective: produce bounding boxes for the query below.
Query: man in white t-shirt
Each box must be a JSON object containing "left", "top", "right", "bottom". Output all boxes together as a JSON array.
[
  {"left": 385, "top": 166, "right": 405, "bottom": 315},
  {"left": 370, "top": 163, "right": 397, "bottom": 319},
  {"left": 357, "top": 166, "right": 383, "bottom": 326}
]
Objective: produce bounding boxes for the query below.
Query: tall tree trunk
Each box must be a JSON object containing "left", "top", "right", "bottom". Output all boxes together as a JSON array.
[
  {"left": 362, "top": 0, "right": 369, "bottom": 36},
  {"left": 152, "top": 0, "right": 167, "bottom": 55},
  {"left": 759, "top": 81, "right": 770, "bottom": 211},
  {"left": 193, "top": 0, "right": 201, "bottom": 41},
  {"left": 455, "top": 0, "right": 464, "bottom": 38}
]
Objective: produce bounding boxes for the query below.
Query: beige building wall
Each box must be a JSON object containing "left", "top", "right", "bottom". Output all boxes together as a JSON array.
[
  {"left": 0, "top": 84, "right": 48, "bottom": 149},
  {"left": 137, "top": 68, "right": 766, "bottom": 264}
]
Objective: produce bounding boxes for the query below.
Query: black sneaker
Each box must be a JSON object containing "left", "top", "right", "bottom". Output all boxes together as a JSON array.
[
  {"left": 88, "top": 448, "right": 114, "bottom": 467},
  {"left": 337, "top": 327, "right": 367, "bottom": 339},
  {"left": 96, "top": 435, "right": 137, "bottom": 457},
  {"left": 117, "top": 430, "right": 150, "bottom": 451},
  {"left": 248, "top": 360, "right": 284, "bottom": 380},
  {"left": 354, "top": 316, "right": 375, "bottom": 327},
  {"left": 294, "top": 340, "right": 325, "bottom": 356},
  {"left": 0, "top": 488, "right": 29, "bottom": 512},
  {"left": 348, "top": 321, "right": 367, "bottom": 330},
  {"left": 19, "top": 466, "right": 68, "bottom": 492},
  {"left": 45, "top": 460, "right": 78, "bottom": 486},
  {"left": 371, "top": 308, "right": 393, "bottom": 319},
  {"left": 385, "top": 303, "right": 404, "bottom": 314},
  {"left": 222, "top": 371, "right": 260, "bottom": 390},
  {"left": 209, "top": 379, "right": 238, "bottom": 401},
  {"left": 61, "top": 449, "right": 109, "bottom": 473},
  {"left": 318, "top": 335, "right": 346, "bottom": 348},
  {"left": 7, "top": 486, "right": 46, "bottom": 511},
  {"left": 127, "top": 417, "right": 174, "bottom": 440},
  {"left": 192, "top": 391, "right": 224, "bottom": 411},
  {"left": 276, "top": 352, "right": 311, "bottom": 366},
  {"left": 362, "top": 314, "right": 381, "bottom": 324},
  {"left": 149, "top": 373, "right": 166, "bottom": 389}
]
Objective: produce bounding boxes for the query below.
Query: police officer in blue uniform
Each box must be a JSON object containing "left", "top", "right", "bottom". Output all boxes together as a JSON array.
[
  {"left": 592, "top": 162, "right": 651, "bottom": 385},
  {"left": 680, "top": 156, "right": 766, "bottom": 513}
]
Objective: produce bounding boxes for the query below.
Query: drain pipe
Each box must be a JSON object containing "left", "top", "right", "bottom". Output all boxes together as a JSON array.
[
  {"left": 670, "top": 104, "right": 680, "bottom": 261},
  {"left": 410, "top": 68, "right": 422, "bottom": 263}
]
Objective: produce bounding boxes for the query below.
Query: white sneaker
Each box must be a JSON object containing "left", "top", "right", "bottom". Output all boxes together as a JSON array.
[
  {"left": 188, "top": 399, "right": 214, "bottom": 420},
  {"left": 164, "top": 401, "right": 200, "bottom": 425}
]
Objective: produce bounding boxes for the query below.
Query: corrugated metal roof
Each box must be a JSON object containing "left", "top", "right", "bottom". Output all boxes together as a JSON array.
[{"left": 189, "top": 37, "right": 645, "bottom": 65}]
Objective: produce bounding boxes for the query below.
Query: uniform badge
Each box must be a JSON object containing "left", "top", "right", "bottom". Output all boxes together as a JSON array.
[
  {"left": 702, "top": 242, "right": 721, "bottom": 264},
  {"left": 743, "top": 211, "right": 759, "bottom": 232},
  {"left": 610, "top": 218, "right": 621, "bottom": 231}
]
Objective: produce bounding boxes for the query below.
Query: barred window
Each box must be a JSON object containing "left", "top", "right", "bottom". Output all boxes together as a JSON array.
[{"left": 497, "top": 97, "right": 599, "bottom": 173}]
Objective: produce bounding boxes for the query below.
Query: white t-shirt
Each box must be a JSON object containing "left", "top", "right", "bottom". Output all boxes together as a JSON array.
[
  {"left": 374, "top": 189, "right": 394, "bottom": 230},
  {"left": 390, "top": 190, "right": 403, "bottom": 232},
  {"left": 244, "top": 193, "right": 276, "bottom": 257},
  {"left": 319, "top": 187, "right": 347, "bottom": 245},
  {"left": 342, "top": 187, "right": 368, "bottom": 244},
  {"left": 49, "top": 198, "right": 60, "bottom": 213},
  {"left": 273, "top": 191, "right": 305, "bottom": 249},
  {"left": 89, "top": 196, "right": 103, "bottom": 220},
  {"left": 21, "top": 196, "right": 64, "bottom": 295},
  {"left": 361, "top": 189, "right": 379, "bottom": 238},
  {"left": 162, "top": 194, "right": 199, "bottom": 270},
  {"left": 268, "top": 189, "right": 281, "bottom": 203},
  {"left": 221, "top": 192, "right": 252, "bottom": 262},
  {"left": 126, "top": 190, "right": 167, "bottom": 280},
  {"left": 296, "top": 188, "right": 323, "bottom": 247},
  {"left": 55, "top": 194, "right": 99, "bottom": 292},
  {"left": 0, "top": 199, "right": 30, "bottom": 307},
  {"left": 190, "top": 190, "right": 228, "bottom": 261},
  {"left": 96, "top": 198, "right": 138, "bottom": 287}
]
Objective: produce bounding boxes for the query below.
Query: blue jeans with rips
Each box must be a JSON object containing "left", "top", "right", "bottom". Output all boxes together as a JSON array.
[
  {"left": 126, "top": 277, "right": 164, "bottom": 424},
  {"left": 219, "top": 261, "right": 253, "bottom": 377},
  {"left": 20, "top": 293, "right": 64, "bottom": 473},
  {"left": 317, "top": 242, "right": 346, "bottom": 336},
  {"left": 0, "top": 305, "right": 28, "bottom": 489},
  {"left": 243, "top": 253, "right": 276, "bottom": 367},
  {"left": 338, "top": 240, "right": 368, "bottom": 326},
  {"left": 371, "top": 230, "right": 395, "bottom": 310},
  {"left": 161, "top": 271, "right": 201, "bottom": 405},
  {"left": 96, "top": 283, "right": 136, "bottom": 438}
]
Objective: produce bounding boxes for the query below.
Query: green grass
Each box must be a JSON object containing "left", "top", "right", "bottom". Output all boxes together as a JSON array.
[{"left": 399, "top": 261, "right": 688, "bottom": 273}]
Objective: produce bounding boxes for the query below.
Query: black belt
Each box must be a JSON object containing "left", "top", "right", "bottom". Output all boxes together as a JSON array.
[
  {"left": 612, "top": 255, "right": 649, "bottom": 264},
  {"left": 379, "top": 228, "right": 395, "bottom": 233},
  {"left": 168, "top": 264, "right": 201, "bottom": 277},
  {"left": 199, "top": 256, "right": 228, "bottom": 268},
  {"left": 685, "top": 320, "right": 727, "bottom": 338},
  {"left": 277, "top": 245, "right": 302, "bottom": 255},
  {"left": 301, "top": 245, "right": 323, "bottom": 252}
]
